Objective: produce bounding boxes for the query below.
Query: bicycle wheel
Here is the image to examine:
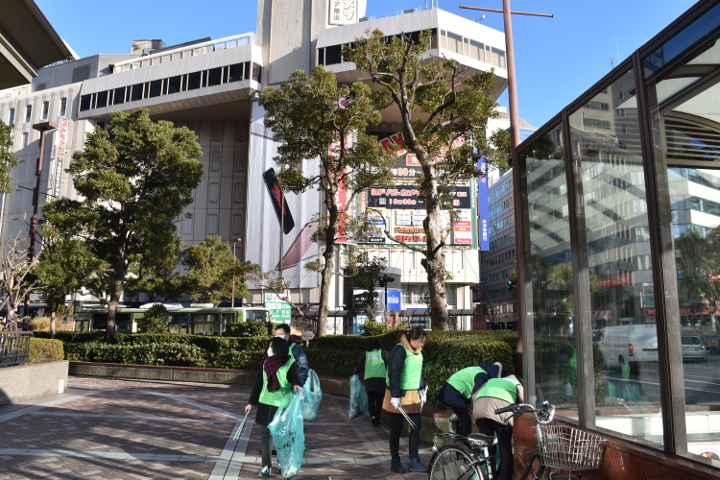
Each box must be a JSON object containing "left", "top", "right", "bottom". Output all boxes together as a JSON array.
[{"left": 428, "top": 444, "right": 486, "bottom": 480}]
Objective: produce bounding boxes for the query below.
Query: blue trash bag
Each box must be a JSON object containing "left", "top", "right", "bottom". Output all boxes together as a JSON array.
[
  {"left": 268, "top": 392, "right": 305, "bottom": 479},
  {"left": 302, "top": 370, "right": 322, "bottom": 421},
  {"left": 348, "top": 374, "right": 368, "bottom": 421}
]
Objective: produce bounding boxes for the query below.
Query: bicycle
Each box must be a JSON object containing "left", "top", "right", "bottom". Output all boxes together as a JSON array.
[{"left": 427, "top": 402, "right": 606, "bottom": 480}]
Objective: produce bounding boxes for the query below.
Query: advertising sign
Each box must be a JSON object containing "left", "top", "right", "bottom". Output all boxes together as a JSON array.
[
  {"left": 328, "top": 0, "right": 364, "bottom": 25},
  {"left": 477, "top": 158, "right": 489, "bottom": 251},
  {"left": 247, "top": 103, "right": 321, "bottom": 289},
  {"left": 49, "top": 117, "right": 70, "bottom": 198},
  {"left": 596, "top": 273, "right": 632, "bottom": 289},
  {"left": 264, "top": 293, "right": 292, "bottom": 324},
  {"left": 383, "top": 289, "right": 402, "bottom": 310}
]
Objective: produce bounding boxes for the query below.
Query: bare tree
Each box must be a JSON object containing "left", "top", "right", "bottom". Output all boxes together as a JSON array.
[{"left": 0, "top": 234, "right": 40, "bottom": 331}]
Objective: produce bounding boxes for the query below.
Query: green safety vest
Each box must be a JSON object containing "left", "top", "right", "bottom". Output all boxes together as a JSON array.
[
  {"left": 386, "top": 343, "right": 423, "bottom": 391},
  {"left": 476, "top": 377, "right": 520, "bottom": 404},
  {"left": 364, "top": 349, "right": 387, "bottom": 380},
  {"left": 447, "top": 366, "right": 486, "bottom": 398},
  {"left": 259, "top": 352, "right": 296, "bottom": 408}
]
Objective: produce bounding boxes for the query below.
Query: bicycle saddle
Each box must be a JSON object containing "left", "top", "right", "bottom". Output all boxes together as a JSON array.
[{"left": 466, "top": 433, "right": 498, "bottom": 446}]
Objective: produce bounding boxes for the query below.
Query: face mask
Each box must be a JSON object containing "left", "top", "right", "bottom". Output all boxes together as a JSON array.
[
  {"left": 267, "top": 347, "right": 274, "bottom": 357},
  {"left": 276, "top": 333, "right": 288, "bottom": 340}
]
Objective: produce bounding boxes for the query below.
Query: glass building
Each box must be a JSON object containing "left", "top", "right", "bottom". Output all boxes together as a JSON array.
[{"left": 516, "top": 0, "right": 720, "bottom": 472}]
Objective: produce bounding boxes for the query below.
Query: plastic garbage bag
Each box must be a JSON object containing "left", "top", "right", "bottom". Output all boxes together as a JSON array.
[
  {"left": 302, "top": 370, "right": 322, "bottom": 421},
  {"left": 268, "top": 392, "right": 305, "bottom": 479},
  {"left": 348, "top": 374, "right": 368, "bottom": 421}
]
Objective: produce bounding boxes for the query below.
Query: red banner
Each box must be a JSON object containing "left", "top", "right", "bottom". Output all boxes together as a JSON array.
[{"left": 596, "top": 273, "right": 632, "bottom": 289}]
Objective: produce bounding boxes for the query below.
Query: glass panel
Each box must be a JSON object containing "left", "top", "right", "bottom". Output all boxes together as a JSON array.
[
  {"left": 149, "top": 80, "right": 163, "bottom": 98},
  {"left": 228, "top": 63, "right": 244, "bottom": 82},
  {"left": 187, "top": 72, "right": 201, "bottom": 90},
  {"left": 646, "top": 12, "right": 720, "bottom": 464},
  {"left": 521, "top": 126, "right": 575, "bottom": 415},
  {"left": 96, "top": 91, "right": 108, "bottom": 108},
  {"left": 167, "top": 76, "right": 181, "bottom": 94},
  {"left": 207, "top": 67, "right": 222, "bottom": 86},
  {"left": 130, "top": 83, "right": 144, "bottom": 102},
  {"left": 569, "top": 69, "right": 663, "bottom": 445}
]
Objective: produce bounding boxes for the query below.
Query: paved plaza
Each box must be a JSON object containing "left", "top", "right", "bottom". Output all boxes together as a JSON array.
[{"left": 0, "top": 377, "right": 432, "bottom": 480}]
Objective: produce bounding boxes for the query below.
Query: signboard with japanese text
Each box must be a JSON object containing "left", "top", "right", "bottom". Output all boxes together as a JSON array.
[
  {"left": 264, "top": 293, "right": 292, "bottom": 324},
  {"left": 48, "top": 117, "right": 70, "bottom": 198},
  {"left": 328, "top": 0, "right": 358, "bottom": 25}
]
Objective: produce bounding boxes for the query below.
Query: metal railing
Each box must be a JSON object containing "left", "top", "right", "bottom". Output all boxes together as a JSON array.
[{"left": 0, "top": 332, "right": 31, "bottom": 367}]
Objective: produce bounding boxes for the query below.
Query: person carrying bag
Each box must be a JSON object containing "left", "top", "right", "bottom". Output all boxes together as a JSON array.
[
  {"left": 245, "top": 337, "right": 302, "bottom": 477},
  {"left": 352, "top": 337, "right": 389, "bottom": 425}
]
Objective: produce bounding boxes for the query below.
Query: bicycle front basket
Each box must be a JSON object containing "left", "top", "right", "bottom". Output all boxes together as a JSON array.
[{"left": 534, "top": 425, "right": 606, "bottom": 472}]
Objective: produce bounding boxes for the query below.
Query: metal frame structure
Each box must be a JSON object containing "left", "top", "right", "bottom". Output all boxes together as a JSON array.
[{"left": 515, "top": 0, "right": 720, "bottom": 460}]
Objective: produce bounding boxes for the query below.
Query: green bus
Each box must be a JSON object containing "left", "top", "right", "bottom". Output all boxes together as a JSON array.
[{"left": 74, "top": 306, "right": 271, "bottom": 336}]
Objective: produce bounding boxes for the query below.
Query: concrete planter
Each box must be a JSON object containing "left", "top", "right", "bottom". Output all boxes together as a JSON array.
[{"left": 0, "top": 360, "right": 69, "bottom": 405}]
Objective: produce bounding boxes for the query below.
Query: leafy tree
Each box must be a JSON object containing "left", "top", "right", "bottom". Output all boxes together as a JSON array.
[
  {"left": 137, "top": 304, "right": 170, "bottom": 333},
  {"left": 345, "top": 30, "right": 510, "bottom": 330},
  {"left": 43, "top": 108, "right": 203, "bottom": 342},
  {"left": 0, "top": 120, "right": 19, "bottom": 193},
  {"left": 125, "top": 236, "right": 187, "bottom": 303},
  {"left": 33, "top": 220, "right": 104, "bottom": 338},
  {"left": 259, "top": 65, "right": 395, "bottom": 336},
  {"left": 675, "top": 229, "right": 719, "bottom": 306},
  {"left": 182, "top": 235, "right": 259, "bottom": 306}
]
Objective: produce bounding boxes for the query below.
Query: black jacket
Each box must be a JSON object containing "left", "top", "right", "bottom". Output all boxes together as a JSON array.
[
  {"left": 249, "top": 357, "right": 302, "bottom": 426},
  {"left": 387, "top": 343, "right": 424, "bottom": 398}
]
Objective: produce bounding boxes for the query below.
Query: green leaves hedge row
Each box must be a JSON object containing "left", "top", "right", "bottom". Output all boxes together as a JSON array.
[
  {"left": 29, "top": 338, "right": 64, "bottom": 364},
  {"left": 47, "top": 329, "right": 518, "bottom": 409}
]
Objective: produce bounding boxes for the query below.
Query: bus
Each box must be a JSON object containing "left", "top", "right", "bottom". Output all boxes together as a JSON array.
[
  {"left": 74, "top": 306, "right": 271, "bottom": 336},
  {"left": 680, "top": 313, "right": 720, "bottom": 352}
]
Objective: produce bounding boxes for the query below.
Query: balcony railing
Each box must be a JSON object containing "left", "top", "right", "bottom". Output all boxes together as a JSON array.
[{"left": 0, "top": 332, "right": 31, "bottom": 367}]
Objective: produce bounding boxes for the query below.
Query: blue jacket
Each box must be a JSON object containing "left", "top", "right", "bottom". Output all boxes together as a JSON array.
[{"left": 292, "top": 343, "right": 309, "bottom": 385}]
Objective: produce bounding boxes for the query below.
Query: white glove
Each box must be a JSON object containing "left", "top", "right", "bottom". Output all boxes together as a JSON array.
[
  {"left": 391, "top": 397, "right": 402, "bottom": 410},
  {"left": 419, "top": 386, "right": 428, "bottom": 404}
]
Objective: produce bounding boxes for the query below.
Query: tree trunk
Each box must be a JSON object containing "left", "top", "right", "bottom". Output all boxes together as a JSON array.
[
  {"left": 106, "top": 278, "right": 124, "bottom": 343},
  {"left": 50, "top": 310, "right": 56, "bottom": 339},
  {"left": 317, "top": 207, "right": 338, "bottom": 337},
  {"left": 424, "top": 182, "right": 450, "bottom": 331}
]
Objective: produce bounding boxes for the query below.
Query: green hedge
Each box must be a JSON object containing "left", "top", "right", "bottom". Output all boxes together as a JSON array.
[
  {"left": 29, "top": 338, "right": 64, "bottom": 363},
  {"left": 33, "top": 331, "right": 105, "bottom": 343},
  {"left": 226, "top": 321, "right": 275, "bottom": 337}
]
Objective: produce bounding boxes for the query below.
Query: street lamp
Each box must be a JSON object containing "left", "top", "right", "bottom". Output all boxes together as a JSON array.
[
  {"left": 29, "top": 121, "right": 57, "bottom": 261},
  {"left": 229, "top": 238, "right": 242, "bottom": 307}
]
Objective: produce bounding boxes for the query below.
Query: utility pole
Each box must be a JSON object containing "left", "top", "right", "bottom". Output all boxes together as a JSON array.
[
  {"left": 460, "top": 1, "right": 552, "bottom": 384},
  {"left": 229, "top": 238, "right": 242, "bottom": 307},
  {"left": 28, "top": 122, "right": 57, "bottom": 262}
]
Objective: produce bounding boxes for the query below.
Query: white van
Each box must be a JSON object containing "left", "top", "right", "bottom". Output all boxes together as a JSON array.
[{"left": 597, "top": 324, "right": 659, "bottom": 369}]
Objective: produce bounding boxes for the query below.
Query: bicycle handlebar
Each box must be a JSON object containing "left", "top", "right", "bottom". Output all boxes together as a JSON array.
[{"left": 493, "top": 401, "right": 556, "bottom": 425}]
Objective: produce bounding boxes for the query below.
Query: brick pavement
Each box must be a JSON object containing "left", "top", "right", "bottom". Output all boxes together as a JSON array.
[{"left": 0, "top": 376, "right": 433, "bottom": 480}]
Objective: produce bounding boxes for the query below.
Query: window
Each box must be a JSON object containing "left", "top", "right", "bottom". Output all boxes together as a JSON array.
[
  {"left": 113, "top": 88, "right": 126, "bottom": 105},
  {"left": 17, "top": 161, "right": 25, "bottom": 180},
  {"left": 41, "top": 101, "right": 49, "bottom": 120},
  {"left": 228, "top": 63, "right": 244, "bottom": 82},
  {"left": 207, "top": 67, "right": 222, "bottom": 86},
  {"left": 22, "top": 132, "right": 29, "bottom": 148},
  {"left": 208, "top": 183, "right": 220, "bottom": 203},
  {"left": 167, "top": 76, "right": 182, "bottom": 94},
  {"left": 233, "top": 183, "right": 244, "bottom": 204},
  {"left": 24, "top": 105, "right": 32, "bottom": 122},
  {"left": 149, "top": 79, "right": 163, "bottom": 98},
  {"left": 187, "top": 72, "right": 201, "bottom": 90},
  {"left": 183, "top": 218, "right": 193, "bottom": 235},
  {"left": 131, "top": 83, "right": 144, "bottom": 102},
  {"left": 207, "top": 214, "right": 218, "bottom": 235},
  {"left": 11, "top": 219, "right": 19, "bottom": 237},
  {"left": 469, "top": 40, "right": 485, "bottom": 62},
  {"left": 80, "top": 94, "right": 92, "bottom": 111},
  {"left": 325, "top": 45, "right": 342, "bottom": 65},
  {"left": 211, "top": 151, "right": 221, "bottom": 172},
  {"left": 14, "top": 190, "right": 22, "bottom": 209},
  {"left": 8, "top": 108, "right": 15, "bottom": 124},
  {"left": 232, "top": 214, "right": 243, "bottom": 236},
  {"left": 96, "top": 91, "right": 108, "bottom": 108},
  {"left": 59, "top": 97, "right": 67, "bottom": 116}
]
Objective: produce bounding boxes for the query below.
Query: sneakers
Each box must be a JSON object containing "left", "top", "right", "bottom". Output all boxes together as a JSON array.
[
  {"left": 258, "top": 465, "right": 271, "bottom": 477},
  {"left": 371, "top": 416, "right": 381, "bottom": 426},
  {"left": 408, "top": 457, "right": 428, "bottom": 472},
  {"left": 390, "top": 457, "right": 405, "bottom": 474}
]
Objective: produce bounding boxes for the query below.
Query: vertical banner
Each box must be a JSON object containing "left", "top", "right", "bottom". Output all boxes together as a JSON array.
[
  {"left": 48, "top": 117, "right": 70, "bottom": 198},
  {"left": 477, "top": 158, "right": 490, "bottom": 251},
  {"left": 247, "top": 102, "right": 321, "bottom": 289}
]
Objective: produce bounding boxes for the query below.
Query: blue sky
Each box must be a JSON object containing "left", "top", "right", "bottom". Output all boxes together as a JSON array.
[{"left": 36, "top": 0, "right": 698, "bottom": 128}]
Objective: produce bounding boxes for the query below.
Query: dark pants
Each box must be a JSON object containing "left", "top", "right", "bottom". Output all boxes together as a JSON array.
[
  {"left": 261, "top": 425, "right": 274, "bottom": 469},
  {"left": 451, "top": 406, "right": 473, "bottom": 437},
  {"left": 389, "top": 411, "right": 421, "bottom": 459},
  {"left": 368, "top": 391, "right": 384, "bottom": 420},
  {"left": 476, "top": 418, "right": 513, "bottom": 480}
]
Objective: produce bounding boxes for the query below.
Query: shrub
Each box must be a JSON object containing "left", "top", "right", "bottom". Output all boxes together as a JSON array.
[
  {"left": 137, "top": 305, "right": 169, "bottom": 334},
  {"left": 29, "top": 338, "right": 64, "bottom": 363},
  {"left": 358, "top": 320, "right": 405, "bottom": 336},
  {"left": 226, "top": 321, "right": 275, "bottom": 337},
  {"left": 34, "top": 331, "right": 105, "bottom": 343},
  {"left": 65, "top": 342, "right": 207, "bottom": 366}
]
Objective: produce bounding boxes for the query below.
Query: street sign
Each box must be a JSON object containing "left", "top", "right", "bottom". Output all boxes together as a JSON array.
[
  {"left": 301, "top": 331, "right": 315, "bottom": 341},
  {"left": 264, "top": 293, "right": 292, "bottom": 324}
]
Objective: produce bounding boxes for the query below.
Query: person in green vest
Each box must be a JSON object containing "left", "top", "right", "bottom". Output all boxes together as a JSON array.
[
  {"left": 352, "top": 337, "right": 389, "bottom": 426},
  {"left": 383, "top": 326, "right": 428, "bottom": 474},
  {"left": 436, "top": 362, "right": 502, "bottom": 436},
  {"left": 472, "top": 375, "right": 523, "bottom": 480},
  {"left": 246, "top": 336, "right": 303, "bottom": 477}
]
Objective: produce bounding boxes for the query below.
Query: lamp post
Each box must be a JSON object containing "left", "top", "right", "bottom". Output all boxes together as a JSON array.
[
  {"left": 229, "top": 238, "right": 242, "bottom": 307},
  {"left": 28, "top": 121, "right": 57, "bottom": 262}
]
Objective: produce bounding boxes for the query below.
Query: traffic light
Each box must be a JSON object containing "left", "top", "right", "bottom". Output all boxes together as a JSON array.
[
  {"left": 507, "top": 279, "right": 516, "bottom": 291},
  {"left": 379, "top": 275, "right": 395, "bottom": 287}
]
